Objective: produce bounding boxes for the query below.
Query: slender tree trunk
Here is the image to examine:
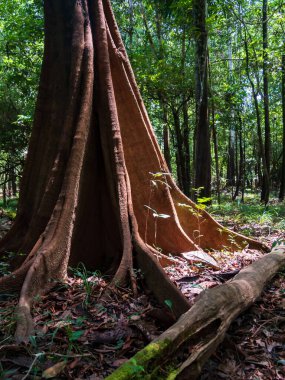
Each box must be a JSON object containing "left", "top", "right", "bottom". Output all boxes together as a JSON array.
[
  {"left": 127, "top": 0, "right": 134, "bottom": 49},
  {"left": 244, "top": 29, "right": 270, "bottom": 203},
  {"left": 2, "top": 177, "right": 7, "bottom": 208},
  {"left": 262, "top": 0, "right": 271, "bottom": 197},
  {"left": 172, "top": 108, "right": 186, "bottom": 192},
  {"left": 193, "top": 0, "right": 211, "bottom": 199},
  {"left": 279, "top": 53, "right": 285, "bottom": 200},
  {"left": 182, "top": 27, "right": 191, "bottom": 196},
  {"left": 227, "top": 126, "right": 236, "bottom": 189},
  {"left": 242, "top": 128, "right": 246, "bottom": 202},
  {"left": 11, "top": 168, "right": 17, "bottom": 196},
  {"left": 208, "top": 55, "right": 220, "bottom": 204},
  {"left": 182, "top": 99, "right": 191, "bottom": 196},
  {"left": 161, "top": 99, "right": 172, "bottom": 172},
  {"left": 227, "top": 31, "right": 236, "bottom": 191},
  {"left": 233, "top": 115, "right": 244, "bottom": 201}
]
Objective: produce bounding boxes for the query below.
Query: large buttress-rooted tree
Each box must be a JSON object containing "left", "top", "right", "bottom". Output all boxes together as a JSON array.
[{"left": 0, "top": 0, "right": 266, "bottom": 341}]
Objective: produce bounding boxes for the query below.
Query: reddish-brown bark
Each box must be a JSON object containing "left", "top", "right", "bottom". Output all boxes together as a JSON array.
[{"left": 0, "top": 0, "right": 267, "bottom": 342}]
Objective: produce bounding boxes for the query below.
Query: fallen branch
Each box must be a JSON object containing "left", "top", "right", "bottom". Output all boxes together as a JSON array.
[{"left": 106, "top": 243, "right": 285, "bottom": 380}]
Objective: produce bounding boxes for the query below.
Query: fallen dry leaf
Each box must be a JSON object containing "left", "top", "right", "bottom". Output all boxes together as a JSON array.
[
  {"left": 181, "top": 251, "right": 220, "bottom": 269},
  {"left": 42, "top": 361, "right": 66, "bottom": 379}
]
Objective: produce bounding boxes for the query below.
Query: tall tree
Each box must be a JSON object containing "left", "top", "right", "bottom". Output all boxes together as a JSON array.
[
  {"left": 226, "top": 29, "right": 236, "bottom": 193},
  {"left": 193, "top": 0, "right": 211, "bottom": 199},
  {"left": 262, "top": 0, "right": 271, "bottom": 201},
  {"left": 0, "top": 0, "right": 263, "bottom": 343},
  {"left": 279, "top": 52, "right": 285, "bottom": 200},
  {"left": 240, "top": 10, "right": 270, "bottom": 203}
]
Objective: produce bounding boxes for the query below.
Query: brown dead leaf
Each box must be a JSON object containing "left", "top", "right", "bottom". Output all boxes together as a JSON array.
[
  {"left": 112, "top": 358, "right": 128, "bottom": 367},
  {"left": 42, "top": 361, "right": 66, "bottom": 378},
  {"left": 130, "top": 315, "right": 140, "bottom": 321},
  {"left": 280, "top": 299, "right": 285, "bottom": 310},
  {"left": 69, "top": 358, "right": 81, "bottom": 369}
]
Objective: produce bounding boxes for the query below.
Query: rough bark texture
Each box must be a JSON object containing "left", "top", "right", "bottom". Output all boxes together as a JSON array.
[
  {"left": 193, "top": 0, "right": 211, "bottom": 199},
  {"left": 279, "top": 53, "right": 285, "bottom": 200},
  {"left": 107, "top": 244, "right": 285, "bottom": 380},
  {"left": 262, "top": 0, "right": 271, "bottom": 186},
  {"left": 243, "top": 28, "right": 270, "bottom": 204},
  {"left": 0, "top": 0, "right": 267, "bottom": 342}
]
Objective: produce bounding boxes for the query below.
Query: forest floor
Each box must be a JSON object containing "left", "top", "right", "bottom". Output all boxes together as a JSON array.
[{"left": 0, "top": 196, "right": 285, "bottom": 379}]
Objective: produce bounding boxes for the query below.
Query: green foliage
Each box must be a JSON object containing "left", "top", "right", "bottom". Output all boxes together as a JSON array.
[
  {"left": 0, "top": 0, "right": 43, "bottom": 198},
  {"left": 210, "top": 194, "right": 285, "bottom": 234},
  {"left": 0, "top": 0, "right": 284, "bottom": 204},
  {"left": 111, "top": 0, "right": 285, "bottom": 200},
  {"left": 69, "top": 263, "right": 101, "bottom": 307},
  {"left": 0, "top": 197, "right": 18, "bottom": 219},
  {"left": 164, "top": 299, "right": 173, "bottom": 309}
]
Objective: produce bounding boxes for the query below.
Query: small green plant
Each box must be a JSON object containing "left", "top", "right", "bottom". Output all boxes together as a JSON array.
[
  {"left": 0, "top": 364, "right": 18, "bottom": 379},
  {"left": 144, "top": 205, "right": 170, "bottom": 247},
  {"left": 29, "top": 335, "right": 38, "bottom": 349},
  {"left": 179, "top": 187, "right": 212, "bottom": 246},
  {"left": 164, "top": 299, "right": 173, "bottom": 310},
  {"left": 144, "top": 172, "right": 171, "bottom": 246},
  {"left": 0, "top": 261, "right": 10, "bottom": 276},
  {"left": 70, "top": 263, "right": 101, "bottom": 307},
  {"left": 115, "top": 338, "right": 125, "bottom": 350},
  {"left": 65, "top": 326, "right": 85, "bottom": 342},
  {"left": 0, "top": 197, "right": 18, "bottom": 220}
]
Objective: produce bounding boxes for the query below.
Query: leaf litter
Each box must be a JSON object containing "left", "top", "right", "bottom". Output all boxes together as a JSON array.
[{"left": 0, "top": 212, "right": 284, "bottom": 379}]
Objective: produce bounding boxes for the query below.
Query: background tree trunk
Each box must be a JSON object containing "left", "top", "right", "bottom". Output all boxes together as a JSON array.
[
  {"left": 193, "top": 0, "right": 211, "bottom": 199},
  {"left": 279, "top": 53, "right": 285, "bottom": 200},
  {"left": 243, "top": 28, "right": 270, "bottom": 203},
  {"left": 262, "top": 0, "right": 271, "bottom": 197}
]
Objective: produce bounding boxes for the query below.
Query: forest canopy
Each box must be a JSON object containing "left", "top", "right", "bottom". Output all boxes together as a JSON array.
[{"left": 0, "top": 0, "right": 284, "bottom": 203}]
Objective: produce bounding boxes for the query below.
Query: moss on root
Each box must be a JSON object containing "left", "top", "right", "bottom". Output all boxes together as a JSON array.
[{"left": 105, "top": 339, "right": 172, "bottom": 379}]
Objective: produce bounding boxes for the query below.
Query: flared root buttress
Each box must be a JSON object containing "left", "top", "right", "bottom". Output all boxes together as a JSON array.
[{"left": 0, "top": 0, "right": 268, "bottom": 342}]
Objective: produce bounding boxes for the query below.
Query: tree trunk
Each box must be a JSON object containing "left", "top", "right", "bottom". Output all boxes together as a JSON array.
[
  {"left": 11, "top": 166, "right": 17, "bottom": 196},
  {"left": 159, "top": 94, "right": 172, "bottom": 172},
  {"left": 181, "top": 26, "right": 191, "bottom": 197},
  {"left": 279, "top": 53, "right": 285, "bottom": 200},
  {"left": 227, "top": 125, "right": 236, "bottom": 190},
  {"left": 233, "top": 116, "right": 244, "bottom": 201},
  {"left": 262, "top": 0, "right": 271, "bottom": 196},
  {"left": 182, "top": 99, "right": 191, "bottom": 197},
  {"left": 193, "top": 0, "right": 211, "bottom": 199},
  {"left": 2, "top": 176, "right": 7, "bottom": 208},
  {"left": 227, "top": 31, "right": 236, "bottom": 191},
  {"left": 107, "top": 244, "right": 285, "bottom": 379},
  {"left": 208, "top": 56, "right": 220, "bottom": 204},
  {"left": 243, "top": 29, "right": 270, "bottom": 203},
  {"left": 172, "top": 108, "right": 186, "bottom": 192},
  {"left": 0, "top": 0, "right": 267, "bottom": 343},
  {"left": 127, "top": 0, "right": 134, "bottom": 49}
]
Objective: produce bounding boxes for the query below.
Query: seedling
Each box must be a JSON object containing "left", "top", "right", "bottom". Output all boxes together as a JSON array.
[
  {"left": 144, "top": 172, "right": 172, "bottom": 245},
  {"left": 70, "top": 263, "right": 101, "bottom": 307},
  {"left": 144, "top": 205, "right": 170, "bottom": 247}
]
